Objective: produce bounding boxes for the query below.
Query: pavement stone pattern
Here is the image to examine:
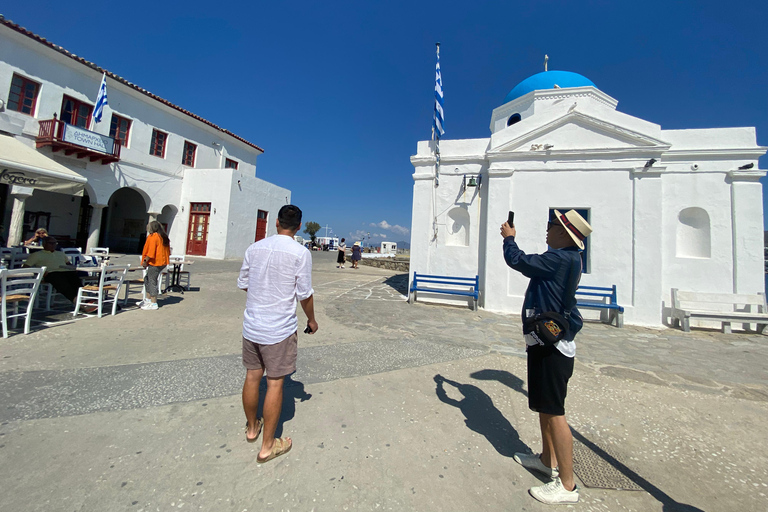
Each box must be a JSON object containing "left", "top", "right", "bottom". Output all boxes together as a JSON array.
[{"left": 0, "top": 251, "right": 766, "bottom": 511}]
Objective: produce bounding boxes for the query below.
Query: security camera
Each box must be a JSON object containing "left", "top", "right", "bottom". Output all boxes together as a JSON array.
[{"left": 691, "top": 164, "right": 699, "bottom": 170}]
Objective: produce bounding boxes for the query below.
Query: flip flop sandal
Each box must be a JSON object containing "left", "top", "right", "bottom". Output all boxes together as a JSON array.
[
  {"left": 245, "top": 419, "right": 262, "bottom": 443},
  {"left": 256, "top": 437, "right": 292, "bottom": 463}
]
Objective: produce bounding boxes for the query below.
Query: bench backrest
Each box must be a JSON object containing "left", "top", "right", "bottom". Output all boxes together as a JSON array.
[
  {"left": 672, "top": 288, "right": 767, "bottom": 313},
  {"left": 575, "top": 285, "right": 617, "bottom": 304}
]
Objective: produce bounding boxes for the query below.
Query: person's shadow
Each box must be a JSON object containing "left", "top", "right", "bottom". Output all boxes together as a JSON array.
[
  {"left": 433, "top": 373, "right": 529, "bottom": 457},
  {"left": 257, "top": 375, "right": 312, "bottom": 438},
  {"left": 469, "top": 368, "right": 704, "bottom": 511}
]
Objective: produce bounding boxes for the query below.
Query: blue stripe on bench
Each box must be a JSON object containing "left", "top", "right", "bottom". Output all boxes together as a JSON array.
[{"left": 409, "top": 272, "right": 479, "bottom": 310}]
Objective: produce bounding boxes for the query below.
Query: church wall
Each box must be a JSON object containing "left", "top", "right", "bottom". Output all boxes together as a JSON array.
[
  {"left": 660, "top": 173, "right": 734, "bottom": 298},
  {"left": 483, "top": 168, "right": 635, "bottom": 321}
]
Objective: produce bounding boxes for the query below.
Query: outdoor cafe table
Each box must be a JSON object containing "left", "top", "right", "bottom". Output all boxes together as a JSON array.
[{"left": 163, "top": 260, "right": 192, "bottom": 294}]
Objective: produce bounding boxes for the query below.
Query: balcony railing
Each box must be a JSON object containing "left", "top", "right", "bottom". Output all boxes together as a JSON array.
[{"left": 36, "top": 116, "right": 121, "bottom": 164}]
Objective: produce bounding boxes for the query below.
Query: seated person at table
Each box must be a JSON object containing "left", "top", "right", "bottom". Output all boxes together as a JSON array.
[
  {"left": 23, "top": 236, "right": 92, "bottom": 310},
  {"left": 25, "top": 228, "right": 48, "bottom": 246}
]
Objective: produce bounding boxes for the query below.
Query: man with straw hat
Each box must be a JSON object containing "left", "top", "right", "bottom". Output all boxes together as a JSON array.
[{"left": 500, "top": 209, "right": 593, "bottom": 504}]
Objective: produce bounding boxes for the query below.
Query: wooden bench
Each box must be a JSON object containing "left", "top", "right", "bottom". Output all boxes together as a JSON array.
[
  {"left": 409, "top": 273, "right": 479, "bottom": 311},
  {"left": 576, "top": 285, "right": 624, "bottom": 327},
  {"left": 671, "top": 288, "right": 768, "bottom": 334}
]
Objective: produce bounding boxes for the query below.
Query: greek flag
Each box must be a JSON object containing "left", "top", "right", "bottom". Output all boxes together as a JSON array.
[
  {"left": 433, "top": 47, "right": 444, "bottom": 140},
  {"left": 92, "top": 73, "right": 108, "bottom": 124}
]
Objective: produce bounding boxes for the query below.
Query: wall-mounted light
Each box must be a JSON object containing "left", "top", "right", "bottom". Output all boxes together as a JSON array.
[
  {"left": 213, "top": 208, "right": 216, "bottom": 214},
  {"left": 181, "top": 205, "right": 184, "bottom": 212}
]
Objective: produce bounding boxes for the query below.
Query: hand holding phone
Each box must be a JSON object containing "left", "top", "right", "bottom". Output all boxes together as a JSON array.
[{"left": 507, "top": 211, "right": 515, "bottom": 227}]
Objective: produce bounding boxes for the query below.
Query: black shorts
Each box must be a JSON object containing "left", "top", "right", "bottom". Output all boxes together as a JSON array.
[{"left": 526, "top": 344, "right": 574, "bottom": 416}]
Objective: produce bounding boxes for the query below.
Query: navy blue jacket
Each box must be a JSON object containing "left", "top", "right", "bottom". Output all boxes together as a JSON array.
[{"left": 502, "top": 236, "right": 583, "bottom": 341}]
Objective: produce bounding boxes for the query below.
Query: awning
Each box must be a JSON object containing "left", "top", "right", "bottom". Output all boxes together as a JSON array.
[{"left": 0, "top": 134, "right": 87, "bottom": 195}]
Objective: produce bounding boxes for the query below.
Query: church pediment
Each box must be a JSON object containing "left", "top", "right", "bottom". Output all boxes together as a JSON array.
[{"left": 489, "top": 111, "right": 670, "bottom": 156}]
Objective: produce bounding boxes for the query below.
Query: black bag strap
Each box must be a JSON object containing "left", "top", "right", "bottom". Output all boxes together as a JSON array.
[{"left": 561, "top": 253, "right": 582, "bottom": 320}]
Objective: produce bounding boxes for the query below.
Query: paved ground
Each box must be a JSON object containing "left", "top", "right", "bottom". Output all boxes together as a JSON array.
[{"left": 1, "top": 251, "right": 767, "bottom": 511}]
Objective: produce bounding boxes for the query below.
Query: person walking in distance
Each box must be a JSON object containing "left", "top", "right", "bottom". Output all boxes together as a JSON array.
[
  {"left": 139, "top": 221, "right": 170, "bottom": 310},
  {"left": 337, "top": 238, "right": 346, "bottom": 268},
  {"left": 501, "top": 209, "right": 592, "bottom": 505},
  {"left": 238, "top": 205, "right": 318, "bottom": 463}
]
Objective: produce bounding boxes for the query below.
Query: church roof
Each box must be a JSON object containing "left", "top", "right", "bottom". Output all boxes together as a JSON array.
[{"left": 504, "top": 70, "right": 596, "bottom": 104}]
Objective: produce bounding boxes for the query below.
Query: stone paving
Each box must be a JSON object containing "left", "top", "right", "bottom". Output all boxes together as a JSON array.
[{"left": 0, "top": 251, "right": 766, "bottom": 511}]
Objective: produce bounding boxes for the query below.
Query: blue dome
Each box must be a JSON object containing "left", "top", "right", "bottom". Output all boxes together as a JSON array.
[{"left": 504, "top": 71, "right": 595, "bottom": 104}]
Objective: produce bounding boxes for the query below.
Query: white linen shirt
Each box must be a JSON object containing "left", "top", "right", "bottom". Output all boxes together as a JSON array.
[{"left": 238, "top": 234, "right": 314, "bottom": 345}]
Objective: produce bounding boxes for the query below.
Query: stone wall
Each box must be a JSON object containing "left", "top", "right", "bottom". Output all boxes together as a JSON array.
[{"left": 360, "top": 257, "right": 410, "bottom": 272}]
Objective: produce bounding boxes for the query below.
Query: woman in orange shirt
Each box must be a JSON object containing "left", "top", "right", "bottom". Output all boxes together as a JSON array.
[{"left": 140, "top": 221, "right": 171, "bottom": 310}]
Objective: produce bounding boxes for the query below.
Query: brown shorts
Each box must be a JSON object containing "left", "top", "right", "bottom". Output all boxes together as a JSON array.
[{"left": 242, "top": 332, "right": 298, "bottom": 378}]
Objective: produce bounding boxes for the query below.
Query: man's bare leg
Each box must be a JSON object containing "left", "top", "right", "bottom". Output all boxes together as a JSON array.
[
  {"left": 259, "top": 375, "right": 291, "bottom": 459},
  {"left": 242, "top": 368, "right": 264, "bottom": 440},
  {"left": 539, "top": 413, "right": 557, "bottom": 470},
  {"left": 541, "top": 413, "right": 575, "bottom": 490}
]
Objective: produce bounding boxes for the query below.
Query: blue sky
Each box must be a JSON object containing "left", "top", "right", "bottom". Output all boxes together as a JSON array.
[{"left": 5, "top": 0, "right": 768, "bottom": 243}]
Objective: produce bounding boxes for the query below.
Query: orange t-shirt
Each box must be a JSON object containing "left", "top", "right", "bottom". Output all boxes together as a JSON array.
[{"left": 142, "top": 232, "right": 170, "bottom": 266}]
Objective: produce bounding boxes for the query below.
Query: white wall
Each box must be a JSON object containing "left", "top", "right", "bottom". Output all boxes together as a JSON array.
[{"left": 178, "top": 169, "right": 290, "bottom": 259}]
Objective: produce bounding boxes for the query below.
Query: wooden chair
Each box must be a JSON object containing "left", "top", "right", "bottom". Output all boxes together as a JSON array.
[
  {"left": 73, "top": 264, "right": 129, "bottom": 318},
  {"left": 1, "top": 267, "right": 46, "bottom": 338}
]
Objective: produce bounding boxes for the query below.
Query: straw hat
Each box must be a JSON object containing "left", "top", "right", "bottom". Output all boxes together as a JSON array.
[
  {"left": 353, "top": 241, "right": 361, "bottom": 246},
  {"left": 553, "top": 209, "right": 592, "bottom": 250}
]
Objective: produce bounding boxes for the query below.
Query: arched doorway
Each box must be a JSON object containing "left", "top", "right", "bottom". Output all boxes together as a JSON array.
[{"left": 101, "top": 188, "right": 149, "bottom": 253}]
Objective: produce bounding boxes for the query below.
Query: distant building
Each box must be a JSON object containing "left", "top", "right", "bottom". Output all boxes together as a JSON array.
[
  {"left": 410, "top": 70, "right": 766, "bottom": 327},
  {"left": 0, "top": 16, "right": 289, "bottom": 258},
  {"left": 380, "top": 241, "right": 397, "bottom": 255}
]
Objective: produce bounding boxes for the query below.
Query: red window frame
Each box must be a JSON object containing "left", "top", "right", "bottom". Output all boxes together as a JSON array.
[
  {"left": 150, "top": 129, "right": 168, "bottom": 158},
  {"left": 182, "top": 141, "right": 197, "bottom": 167},
  {"left": 225, "top": 158, "right": 238, "bottom": 170},
  {"left": 8, "top": 74, "right": 40, "bottom": 115},
  {"left": 109, "top": 114, "right": 132, "bottom": 147},
  {"left": 60, "top": 95, "right": 93, "bottom": 128}
]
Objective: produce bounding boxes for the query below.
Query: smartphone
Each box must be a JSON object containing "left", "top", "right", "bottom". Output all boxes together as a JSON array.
[{"left": 507, "top": 211, "right": 515, "bottom": 226}]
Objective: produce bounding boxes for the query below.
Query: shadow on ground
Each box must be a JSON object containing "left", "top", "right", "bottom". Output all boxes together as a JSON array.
[{"left": 469, "top": 368, "right": 705, "bottom": 511}]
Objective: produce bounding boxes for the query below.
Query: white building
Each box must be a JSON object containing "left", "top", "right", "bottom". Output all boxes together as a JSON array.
[
  {"left": 410, "top": 70, "right": 766, "bottom": 327},
  {"left": 380, "top": 241, "right": 397, "bottom": 255},
  {"left": 0, "top": 16, "right": 289, "bottom": 259}
]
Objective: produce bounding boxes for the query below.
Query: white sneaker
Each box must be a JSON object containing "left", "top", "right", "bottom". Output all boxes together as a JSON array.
[
  {"left": 514, "top": 452, "right": 559, "bottom": 479},
  {"left": 135, "top": 299, "right": 149, "bottom": 307},
  {"left": 141, "top": 302, "right": 158, "bottom": 310},
  {"left": 529, "top": 477, "right": 579, "bottom": 504}
]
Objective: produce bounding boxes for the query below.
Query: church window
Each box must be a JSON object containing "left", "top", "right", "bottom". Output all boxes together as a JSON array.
[
  {"left": 446, "top": 207, "right": 470, "bottom": 247},
  {"left": 8, "top": 74, "right": 40, "bottom": 115},
  {"left": 225, "top": 158, "right": 239, "bottom": 169},
  {"left": 507, "top": 113, "right": 521, "bottom": 126},
  {"left": 676, "top": 207, "right": 710, "bottom": 258},
  {"left": 182, "top": 141, "right": 197, "bottom": 167},
  {"left": 549, "top": 208, "right": 590, "bottom": 273}
]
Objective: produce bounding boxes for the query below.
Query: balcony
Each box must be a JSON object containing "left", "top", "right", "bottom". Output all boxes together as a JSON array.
[{"left": 36, "top": 116, "right": 121, "bottom": 164}]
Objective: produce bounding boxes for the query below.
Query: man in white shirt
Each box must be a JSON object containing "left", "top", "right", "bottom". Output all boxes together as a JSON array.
[{"left": 238, "top": 205, "right": 318, "bottom": 464}]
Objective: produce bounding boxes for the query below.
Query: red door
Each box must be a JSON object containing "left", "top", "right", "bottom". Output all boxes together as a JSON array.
[
  {"left": 186, "top": 202, "right": 211, "bottom": 256},
  {"left": 254, "top": 210, "right": 268, "bottom": 242}
]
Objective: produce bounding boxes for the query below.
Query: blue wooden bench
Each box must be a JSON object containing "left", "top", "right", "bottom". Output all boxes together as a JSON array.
[
  {"left": 576, "top": 285, "right": 624, "bottom": 327},
  {"left": 409, "top": 273, "right": 479, "bottom": 311}
]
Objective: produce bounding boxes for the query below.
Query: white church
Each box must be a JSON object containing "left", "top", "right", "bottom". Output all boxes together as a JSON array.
[
  {"left": 409, "top": 68, "right": 766, "bottom": 328},
  {"left": 0, "top": 16, "right": 289, "bottom": 259}
]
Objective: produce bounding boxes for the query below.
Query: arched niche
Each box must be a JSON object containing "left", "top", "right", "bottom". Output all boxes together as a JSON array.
[
  {"left": 676, "top": 207, "right": 711, "bottom": 258},
  {"left": 446, "top": 207, "right": 470, "bottom": 247}
]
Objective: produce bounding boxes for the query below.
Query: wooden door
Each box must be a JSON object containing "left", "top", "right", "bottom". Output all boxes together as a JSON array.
[
  {"left": 254, "top": 210, "right": 268, "bottom": 242},
  {"left": 186, "top": 202, "right": 211, "bottom": 256}
]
